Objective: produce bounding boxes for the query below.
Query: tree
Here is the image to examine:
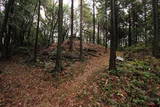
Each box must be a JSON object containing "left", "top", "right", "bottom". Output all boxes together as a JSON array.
[
  {"left": 97, "top": 21, "right": 100, "bottom": 44},
  {"left": 152, "top": 0, "right": 160, "bottom": 58},
  {"left": 92, "top": 0, "right": 96, "bottom": 44},
  {"left": 109, "top": 0, "right": 117, "bottom": 70},
  {"left": 128, "top": 6, "right": 132, "bottom": 46},
  {"left": 142, "top": 0, "right": 147, "bottom": 45},
  {"left": 105, "top": 0, "right": 109, "bottom": 49},
  {"left": 55, "top": 0, "right": 63, "bottom": 72},
  {"left": 80, "top": 0, "right": 83, "bottom": 60},
  {"left": 33, "top": 0, "right": 41, "bottom": 62},
  {"left": 115, "top": 1, "right": 119, "bottom": 49},
  {"left": 70, "top": 0, "right": 74, "bottom": 51},
  {"left": 0, "top": 0, "right": 15, "bottom": 58}
]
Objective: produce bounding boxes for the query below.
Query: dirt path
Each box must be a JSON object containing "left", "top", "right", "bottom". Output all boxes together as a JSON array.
[
  {"left": 50, "top": 54, "right": 109, "bottom": 107},
  {"left": 0, "top": 52, "right": 109, "bottom": 107}
]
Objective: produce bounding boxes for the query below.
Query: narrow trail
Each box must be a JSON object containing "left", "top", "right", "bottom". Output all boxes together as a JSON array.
[
  {"left": 51, "top": 54, "right": 109, "bottom": 107},
  {"left": 0, "top": 52, "right": 110, "bottom": 107}
]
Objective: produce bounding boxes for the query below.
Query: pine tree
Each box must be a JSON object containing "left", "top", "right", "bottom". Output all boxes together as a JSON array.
[
  {"left": 55, "top": 0, "right": 63, "bottom": 72},
  {"left": 152, "top": 0, "right": 160, "bottom": 58},
  {"left": 70, "top": 0, "right": 74, "bottom": 51},
  {"left": 92, "top": 0, "right": 96, "bottom": 44},
  {"left": 80, "top": 0, "right": 83, "bottom": 60},
  {"left": 109, "top": 0, "right": 117, "bottom": 70}
]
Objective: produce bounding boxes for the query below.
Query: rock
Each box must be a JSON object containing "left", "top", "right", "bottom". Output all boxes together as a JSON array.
[
  {"left": 63, "top": 54, "right": 79, "bottom": 59},
  {"left": 116, "top": 56, "right": 124, "bottom": 62}
]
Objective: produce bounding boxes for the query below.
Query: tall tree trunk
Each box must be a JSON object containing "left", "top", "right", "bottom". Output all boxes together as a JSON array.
[
  {"left": 103, "top": 31, "right": 106, "bottom": 46},
  {"left": 0, "top": 0, "right": 15, "bottom": 58},
  {"left": 4, "top": 1, "right": 15, "bottom": 58},
  {"left": 143, "top": 0, "right": 147, "bottom": 45},
  {"left": 152, "top": 0, "right": 160, "bottom": 58},
  {"left": 132, "top": 5, "right": 137, "bottom": 45},
  {"left": 4, "top": 3, "right": 14, "bottom": 58},
  {"left": 109, "top": 0, "right": 117, "bottom": 70},
  {"left": 33, "top": 0, "right": 41, "bottom": 62},
  {"left": 97, "top": 22, "right": 100, "bottom": 44},
  {"left": 19, "top": 23, "right": 25, "bottom": 46},
  {"left": 50, "top": 3, "right": 55, "bottom": 44},
  {"left": 115, "top": 1, "right": 119, "bottom": 49},
  {"left": 55, "top": 0, "right": 63, "bottom": 71},
  {"left": 128, "top": 8, "right": 132, "bottom": 46},
  {"left": 80, "top": 0, "right": 83, "bottom": 60},
  {"left": 4, "top": 25, "right": 11, "bottom": 58},
  {"left": 92, "top": 0, "right": 96, "bottom": 44},
  {"left": 70, "top": 0, "right": 74, "bottom": 51},
  {"left": 105, "top": 0, "right": 108, "bottom": 49}
]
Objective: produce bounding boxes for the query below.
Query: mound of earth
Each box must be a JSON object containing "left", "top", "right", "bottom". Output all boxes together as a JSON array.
[{"left": 41, "top": 40, "right": 106, "bottom": 58}]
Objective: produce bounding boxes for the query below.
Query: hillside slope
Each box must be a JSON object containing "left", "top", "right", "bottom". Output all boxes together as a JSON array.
[{"left": 0, "top": 41, "right": 109, "bottom": 107}]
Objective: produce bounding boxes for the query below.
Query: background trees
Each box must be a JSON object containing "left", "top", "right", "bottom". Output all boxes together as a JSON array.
[
  {"left": 33, "top": 0, "right": 41, "bottom": 62},
  {"left": 0, "top": 0, "right": 15, "bottom": 58},
  {"left": 0, "top": 0, "right": 159, "bottom": 70}
]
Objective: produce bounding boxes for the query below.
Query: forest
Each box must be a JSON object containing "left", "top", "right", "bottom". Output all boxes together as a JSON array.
[{"left": 0, "top": 0, "right": 160, "bottom": 106}]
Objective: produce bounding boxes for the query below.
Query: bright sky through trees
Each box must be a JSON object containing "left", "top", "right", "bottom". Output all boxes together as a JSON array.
[
  {"left": 55, "top": 0, "right": 79, "bottom": 8},
  {"left": 41, "top": 0, "right": 80, "bottom": 19}
]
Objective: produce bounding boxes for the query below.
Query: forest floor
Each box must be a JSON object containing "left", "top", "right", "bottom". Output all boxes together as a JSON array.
[
  {"left": 0, "top": 41, "right": 110, "bottom": 107},
  {"left": 0, "top": 41, "right": 160, "bottom": 107}
]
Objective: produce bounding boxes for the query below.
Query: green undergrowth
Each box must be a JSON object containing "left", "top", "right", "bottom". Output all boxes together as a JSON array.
[
  {"left": 94, "top": 57, "right": 160, "bottom": 106},
  {"left": 77, "top": 44, "right": 160, "bottom": 106},
  {"left": 125, "top": 43, "right": 151, "bottom": 53}
]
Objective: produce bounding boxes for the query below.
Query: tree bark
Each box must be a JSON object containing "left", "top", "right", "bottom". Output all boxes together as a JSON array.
[
  {"left": 152, "top": 0, "right": 160, "bottom": 58},
  {"left": 55, "top": 0, "right": 63, "bottom": 71},
  {"left": 128, "top": 7, "right": 132, "bottom": 46},
  {"left": 115, "top": 1, "right": 119, "bottom": 49},
  {"left": 50, "top": 3, "right": 55, "bottom": 44},
  {"left": 105, "top": 0, "right": 108, "bottom": 49},
  {"left": 92, "top": 0, "right": 96, "bottom": 44},
  {"left": 80, "top": 0, "right": 83, "bottom": 60},
  {"left": 132, "top": 4, "right": 137, "bottom": 45},
  {"left": 143, "top": 0, "right": 147, "bottom": 45},
  {"left": 4, "top": 1, "right": 15, "bottom": 58},
  {"left": 70, "top": 0, "right": 74, "bottom": 51},
  {"left": 109, "top": 0, "right": 117, "bottom": 70},
  {"left": 97, "top": 22, "right": 100, "bottom": 44}
]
